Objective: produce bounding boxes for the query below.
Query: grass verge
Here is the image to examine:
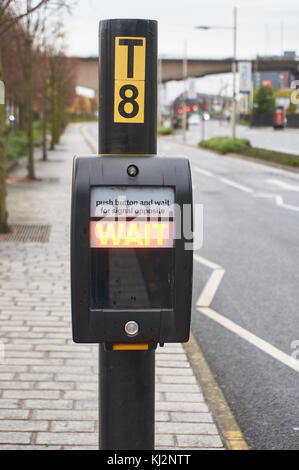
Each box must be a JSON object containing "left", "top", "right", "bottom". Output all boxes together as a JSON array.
[
  {"left": 158, "top": 126, "right": 173, "bottom": 135},
  {"left": 199, "top": 136, "right": 299, "bottom": 168},
  {"left": 7, "top": 122, "right": 43, "bottom": 161}
]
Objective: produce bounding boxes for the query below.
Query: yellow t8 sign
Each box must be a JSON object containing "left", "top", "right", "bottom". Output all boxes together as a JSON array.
[{"left": 114, "top": 37, "right": 146, "bottom": 123}]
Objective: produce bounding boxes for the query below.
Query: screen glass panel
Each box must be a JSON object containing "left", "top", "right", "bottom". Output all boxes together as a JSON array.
[{"left": 89, "top": 186, "right": 175, "bottom": 309}]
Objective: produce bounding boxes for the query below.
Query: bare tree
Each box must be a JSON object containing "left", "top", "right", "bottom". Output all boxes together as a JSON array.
[
  {"left": 19, "top": 1, "right": 74, "bottom": 178},
  {"left": 35, "top": 17, "right": 74, "bottom": 160},
  {"left": 0, "top": 0, "right": 74, "bottom": 232},
  {"left": 0, "top": 1, "right": 52, "bottom": 232}
]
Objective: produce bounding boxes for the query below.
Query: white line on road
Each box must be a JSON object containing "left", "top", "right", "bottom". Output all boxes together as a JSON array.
[
  {"left": 193, "top": 167, "right": 214, "bottom": 177},
  {"left": 197, "top": 307, "right": 299, "bottom": 374},
  {"left": 193, "top": 166, "right": 254, "bottom": 193},
  {"left": 196, "top": 269, "right": 225, "bottom": 308},
  {"left": 254, "top": 193, "right": 299, "bottom": 212},
  {"left": 193, "top": 163, "right": 299, "bottom": 212},
  {"left": 266, "top": 179, "right": 299, "bottom": 192},
  {"left": 194, "top": 254, "right": 222, "bottom": 271},
  {"left": 275, "top": 196, "right": 299, "bottom": 212},
  {"left": 194, "top": 254, "right": 299, "bottom": 374},
  {"left": 219, "top": 177, "right": 254, "bottom": 193},
  {"left": 223, "top": 154, "right": 299, "bottom": 181}
]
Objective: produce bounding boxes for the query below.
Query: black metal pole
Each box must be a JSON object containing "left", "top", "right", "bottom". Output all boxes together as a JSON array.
[
  {"left": 98, "top": 18, "right": 158, "bottom": 450},
  {"left": 99, "top": 347, "right": 155, "bottom": 450},
  {"left": 98, "top": 19, "right": 157, "bottom": 155}
]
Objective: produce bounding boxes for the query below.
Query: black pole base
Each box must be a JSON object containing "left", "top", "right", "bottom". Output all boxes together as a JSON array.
[{"left": 99, "top": 345, "right": 155, "bottom": 450}]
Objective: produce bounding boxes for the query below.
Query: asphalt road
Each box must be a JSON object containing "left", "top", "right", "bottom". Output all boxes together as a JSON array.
[{"left": 87, "top": 123, "right": 299, "bottom": 450}]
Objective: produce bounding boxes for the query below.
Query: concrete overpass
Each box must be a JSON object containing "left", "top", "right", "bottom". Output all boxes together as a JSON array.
[{"left": 73, "top": 56, "right": 299, "bottom": 95}]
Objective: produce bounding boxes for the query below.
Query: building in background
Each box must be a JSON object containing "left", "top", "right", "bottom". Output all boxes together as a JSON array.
[{"left": 256, "top": 51, "right": 296, "bottom": 89}]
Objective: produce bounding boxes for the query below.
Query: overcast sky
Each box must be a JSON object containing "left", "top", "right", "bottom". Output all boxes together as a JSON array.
[{"left": 63, "top": 0, "right": 299, "bottom": 98}]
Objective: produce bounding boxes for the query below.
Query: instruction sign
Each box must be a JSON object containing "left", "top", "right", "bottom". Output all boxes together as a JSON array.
[
  {"left": 114, "top": 37, "right": 146, "bottom": 123},
  {"left": 90, "top": 186, "right": 175, "bottom": 248}
]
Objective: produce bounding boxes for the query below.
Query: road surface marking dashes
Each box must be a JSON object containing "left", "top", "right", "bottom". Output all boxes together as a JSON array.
[
  {"left": 194, "top": 255, "right": 299, "bottom": 374},
  {"left": 196, "top": 269, "right": 225, "bottom": 308},
  {"left": 193, "top": 165, "right": 299, "bottom": 213},
  {"left": 266, "top": 179, "right": 299, "bottom": 192},
  {"left": 193, "top": 167, "right": 214, "bottom": 177},
  {"left": 219, "top": 177, "right": 254, "bottom": 193},
  {"left": 198, "top": 307, "right": 299, "bottom": 374},
  {"left": 254, "top": 193, "right": 299, "bottom": 212}
]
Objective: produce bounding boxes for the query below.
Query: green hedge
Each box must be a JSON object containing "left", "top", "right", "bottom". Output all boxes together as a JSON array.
[
  {"left": 244, "top": 147, "right": 299, "bottom": 167},
  {"left": 199, "top": 136, "right": 299, "bottom": 168},
  {"left": 157, "top": 126, "right": 173, "bottom": 135},
  {"left": 199, "top": 137, "right": 251, "bottom": 154}
]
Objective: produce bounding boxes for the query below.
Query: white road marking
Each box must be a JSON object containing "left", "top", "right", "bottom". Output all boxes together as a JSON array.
[
  {"left": 197, "top": 307, "right": 299, "bottom": 374},
  {"left": 193, "top": 167, "right": 214, "bottom": 177},
  {"left": 255, "top": 193, "right": 299, "bottom": 212},
  {"left": 195, "top": 254, "right": 299, "bottom": 374},
  {"left": 276, "top": 197, "right": 299, "bottom": 212},
  {"left": 194, "top": 254, "right": 222, "bottom": 271},
  {"left": 193, "top": 167, "right": 254, "bottom": 193},
  {"left": 192, "top": 164, "right": 299, "bottom": 213},
  {"left": 225, "top": 155, "right": 299, "bottom": 181},
  {"left": 196, "top": 269, "right": 225, "bottom": 308},
  {"left": 266, "top": 179, "right": 299, "bottom": 192},
  {"left": 194, "top": 164, "right": 299, "bottom": 211},
  {"left": 219, "top": 177, "right": 254, "bottom": 193}
]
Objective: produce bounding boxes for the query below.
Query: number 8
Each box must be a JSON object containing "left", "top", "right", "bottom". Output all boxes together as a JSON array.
[{"left": 118, "top": 85, "right": 139, "bottom": 119}]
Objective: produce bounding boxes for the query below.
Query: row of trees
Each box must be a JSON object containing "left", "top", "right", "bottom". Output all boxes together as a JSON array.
[{"left": 0, "top": 0, "right": 76, "bottom": 233}]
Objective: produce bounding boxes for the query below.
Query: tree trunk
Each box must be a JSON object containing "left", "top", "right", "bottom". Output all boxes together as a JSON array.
[
  {"left": 18, "top": 104, "right": 26, "bottom": 131},
  {"left": 25, "top": 31, "right": 35, "bottom": 179},
  {"left": 0, "top": 49, "right": 9, "bottom": 233},
  {"left": 42, "top": 110, "right": 47, "bottom": 160},
  {"left": 50, "top": 83, "right": 55, "bottom": 151},
  {"left": 41, "top": 75, "right": 48, "bottom": 161}
]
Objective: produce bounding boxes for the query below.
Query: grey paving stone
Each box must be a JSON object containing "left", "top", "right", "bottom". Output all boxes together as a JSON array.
[
  {"left": 0, "top": 124, "right": 224, "bottom": 450},
  {"left": 0, "top": 420, "right": 49, "bottom": 432},
  {"left": 156, "top": 422, "right": 219, "bottom": 435},
  {"left": 24, "top": 400, "right": 73, "bottom": 410},
  {"left": 50, "top": 421, "right": 95, "bottom": 433},
  {"left": 0, "top": 432, "right": 32, "bottom": 444},
  {"left": 164, "top": 392, "right": 205, "bottom": 402},
  {"left": 176, "top": 434, "right": 224, "bottom": 448},
  {"left": 170, "top": 412, "right": 214, "bottom": 423},
  {"left": 156, "top": 401, "right": 209, "bottom": 413},
  {"left": 36, "top": 432, "right": 97, "bottom": 446}
]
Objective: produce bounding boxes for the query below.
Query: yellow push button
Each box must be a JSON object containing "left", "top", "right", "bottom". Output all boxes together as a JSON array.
[{"left": 113, "top": 344, "right": 149, "bottom": 351}]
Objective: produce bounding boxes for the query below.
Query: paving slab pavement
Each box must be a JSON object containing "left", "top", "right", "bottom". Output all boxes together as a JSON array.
[{"left": 0, "top": 123, "right": 225, "bottom": 450}]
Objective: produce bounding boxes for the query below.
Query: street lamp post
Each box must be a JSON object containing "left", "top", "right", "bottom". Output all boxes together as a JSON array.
[
  {"left": 232, "top": 6, "right": 237, "bottom": 140},
  {"left": 196, "top": 6, "right": 238, "bottom": 140},
  {"left": 182, "top": 40, "right": 188, "bottom": 142}
]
